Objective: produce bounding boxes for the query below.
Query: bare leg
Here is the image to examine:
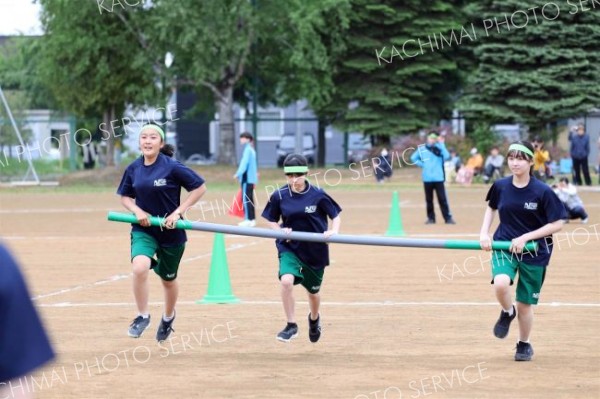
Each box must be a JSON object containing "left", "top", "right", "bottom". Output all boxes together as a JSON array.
[
  {"left": 132, "top": 255, "right": 151, "bottom": 315},
  {"left": 308, "top": 292, "right": 320, "bottom": 320},
  {"left": 517, "top": 301, "right": 533, "bottom": 341},
  {"left": 493, "top": 274, "right": 513, "bottom": 310},
  {"left": 162, "top": 279, "right": 179, "bottom": 318},
  {"left": 280, "top": 274, "right": 295, "bottom": 323}
]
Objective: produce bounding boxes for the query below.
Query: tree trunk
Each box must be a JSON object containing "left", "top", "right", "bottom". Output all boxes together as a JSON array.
[
  {"left": 317, "top": 117, "right": 326, "bottom": 167},
  {"left": 104, "top": 107, "right": 115, "bottom": 167},
  {"left": 216, "top": 86, "right": 236, "bottom": 165}
]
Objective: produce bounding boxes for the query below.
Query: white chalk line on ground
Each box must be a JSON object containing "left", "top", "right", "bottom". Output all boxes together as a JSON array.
[
  {"left": 37, "top": 300, "right": 600, "bottom": 308},
  {"left": 31, "top": 241, "right": 259, "bottom": 301}
]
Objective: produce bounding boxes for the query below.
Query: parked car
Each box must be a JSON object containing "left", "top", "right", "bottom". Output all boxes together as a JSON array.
[
  {"left": 347, "top": 133, "right": 372, "bottom": 164},
  {"left": 276, "top": 133, "right": 316, "bottom": 167}
]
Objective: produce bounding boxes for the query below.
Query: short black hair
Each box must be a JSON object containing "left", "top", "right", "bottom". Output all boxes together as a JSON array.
[
  {"left": 239, "top": 132, "right": 254, "bottom": 142},
  {"left": 560, "top": 177, "right": 569, "bottom": 184},
  {"left": 283, "top": 153, "right": 308, "bottom": 167}
]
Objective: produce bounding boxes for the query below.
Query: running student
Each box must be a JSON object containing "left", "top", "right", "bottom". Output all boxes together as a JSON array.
[
  {"left": 117, "top": 124, "right": 206, "bottom": 341},
  {"left": 261, "top": 154, "right": 342, "bottom": 343},
  {"left": 479, "top": 140, "right": 565, "bottom": 361}
]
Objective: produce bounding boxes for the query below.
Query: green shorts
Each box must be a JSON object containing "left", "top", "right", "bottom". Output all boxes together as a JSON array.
[
  {"left": 491, "top": 251, "right": 546, "bottom": 305},
  {"left": 131, "top": 231, "right": 185, "bottom": 281},
  {"left": 278, "top": 252, "right": 325, "bottom": 294}
]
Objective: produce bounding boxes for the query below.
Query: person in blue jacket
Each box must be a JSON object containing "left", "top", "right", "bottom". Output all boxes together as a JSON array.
[
  {"left": 233, "top": 132, "right": 258, "bottom": 227},
  {"left": 117, "top": 124, "right": 206, "bottom": 342},
  {"left": 262, "top": 154, "right": 342, "bottom": 343},
  {"left": 568, "top": 124, "right": 591, "bottom": 186},
  {"left": 0, "top": 244, "right": 55, "bottom": 398},
  {"left": 410, "top": 132, "right": 456, "bottom": 224}
]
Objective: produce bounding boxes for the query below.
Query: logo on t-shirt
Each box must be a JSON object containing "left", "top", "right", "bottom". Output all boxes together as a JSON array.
[
  {"left": 305, "top": 205, "right": 317, "bottom": 213},
  {"left": 154, "top": 179, "right": 167, "bottom": 187},
  {"left": 524, "top": 202, "right": 538, "bottom": 210}
]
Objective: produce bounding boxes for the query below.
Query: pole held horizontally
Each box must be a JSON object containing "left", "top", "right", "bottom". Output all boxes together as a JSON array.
[{"left": 107, "top": 212, "right": 538, "bottom": 252}]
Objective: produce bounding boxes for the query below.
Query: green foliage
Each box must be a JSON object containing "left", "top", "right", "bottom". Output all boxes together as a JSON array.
[
  {"left": 329, "top": 0, "right": 469, "bottom": 136},
  {"left": 0, "top": 90, "right": 33, "bottom": 149},
  {"left": 458, "top": 0, "right": 600, "bottom": 134},
  {"left": 36, "top": 0, "right": 157, "bottom": 117},
  {"left": 467, "top": 123, "right": 500, "bottom": 156},
  {"left": 0, "top": 36, "right": 57, "bottom": 109}
]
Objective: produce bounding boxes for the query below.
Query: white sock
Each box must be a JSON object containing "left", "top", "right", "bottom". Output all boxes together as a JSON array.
[
  {"left": 503, "top": 306, "right": 514, "bottom": 316},
  {"left": 163, "top": 313, "right": 175, "bottom": 322},
  {"left": 139, "top": 313, "right": 150, "bottom": 319},
  {"left": 519, "top": 339, "right": 530, "bottom": 343}
]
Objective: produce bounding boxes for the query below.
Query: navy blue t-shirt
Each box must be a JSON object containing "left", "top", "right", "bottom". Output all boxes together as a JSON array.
[
  {"left": 485, "top": 176, "right": 567, "bottom": 266},
  {"left": 0, "top": 244, "right": 55, "bottom": 383},
  {"left": 261, "top": 182, "right": 342, "bottom": 269},
  {"left": 117, "top": 153, "right": 205, "bottom": 246}
]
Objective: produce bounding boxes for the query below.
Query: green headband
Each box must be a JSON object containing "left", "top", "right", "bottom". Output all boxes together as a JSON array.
[
  {"left": 508, "top": 144, "right": 534, "bottom": 157},
  {"left": 141, "top": 124, "right": 165, "bottom": 141},
  {"left": 284, "top": 166, "right": 309, "bottom": 174}
]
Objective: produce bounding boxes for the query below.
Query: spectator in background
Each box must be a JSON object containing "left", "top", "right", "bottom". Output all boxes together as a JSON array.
[
  {"left": 410, "top": 132, "right": 456, "bottom": 224},
  {"left": 81, "top": 141, "right": 98, "bottom": 170},
  {"left": 233, "top": 132, "right": 258, "bottom": 227},
  {"left": 553, "top": 177, "right": 588, "bottom": 223},
  {"left": 532, "top": 137, "right": 551, "bottom": 181},
  {"left": 0, "top": 244, "right": 55, "bottom": 399},
  {"left": 569, "top": 124, "right": 591, "bottom": 186},
  {"left": 374, "top": 148, "right": 393, "bottom": 183},
  {"left": 482, "top": 146, "right": 505, "bottom": 183},
  {"left": 597, "top": 136, "right": 600, "bottom": 185},
  {"left": 456, "top": 147, "right": 483, "bottom": 185},
  {"left": 444, "top": 148, "right": 462, "bottom": 183}
]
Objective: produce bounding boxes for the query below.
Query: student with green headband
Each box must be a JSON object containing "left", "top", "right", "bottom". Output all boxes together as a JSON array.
[
  {"left": 117, "top": 124, "right": 207, "bottom": 342},
  {"left": 479, "top": 140, "right": 566, "bottom": 361},
  {"left": 261, "top": 154, "right": 342, "bottom": 343}
]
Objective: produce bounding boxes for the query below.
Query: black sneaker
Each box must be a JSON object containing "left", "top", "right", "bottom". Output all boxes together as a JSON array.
[
  {"left": 515, "top": 341, "right": 534, "bottom": 361},
  {"left": 276, "top": 323, "right": 298, "bottom": 342},
  {"left": 445, "top": 218, "right": 456, "bottom": 224},
  {"left": 493, "top": 305, "right": 516, "bottom": 339},
  {"left": 128, "top": 315, "right": 151, "bottom": 338},
  {"left": 425, "top": 219, "right": 436, "bottom": 224},
  {"left": 308, "top": 313, "right": 321, "bottom": 343},
  {"left": 156, "top": 311, "right": 176, "bottom": 342}
]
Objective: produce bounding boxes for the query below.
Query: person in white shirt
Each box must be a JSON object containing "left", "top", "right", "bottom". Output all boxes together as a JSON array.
[{"left": 552, "top": 177, "right": 589, "bottom": 223}]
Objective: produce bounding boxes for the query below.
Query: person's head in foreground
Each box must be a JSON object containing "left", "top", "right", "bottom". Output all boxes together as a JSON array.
[
  {"left": 506, "top": 141, "right": 535, "bottom": 177},
  {"left": 283, "top": 154, "right": 309, "bottom": 193},
  {"left": 139, "top": 124, "right": 174, "bottom": 159}
]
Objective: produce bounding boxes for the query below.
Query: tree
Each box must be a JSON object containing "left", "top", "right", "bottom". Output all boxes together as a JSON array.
[
  {"left": 140, "top": 0, "right": 254, "bottom": 165},
  {"left": 36, "top": 0, "right": 157, "bottom": 166},
  {"left": 458, "top": 0, "right": 600, "bottom": 135},
  {"left": 0, "top": 90, "right": 33, "bottom": 157},
  {"left": 0, "top": 36, "right": 57, "bottom": 110},
  {"left": 326, "top": 0, "right": 470, "bottom": 137},
  {"left": 144, "top": 0, "right": 349, "bottom": 165},
  {"left": 235, "top": 0, "right": 351, "bottom": 167}
]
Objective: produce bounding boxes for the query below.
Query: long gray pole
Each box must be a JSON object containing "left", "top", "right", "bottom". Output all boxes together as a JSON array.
[{"left": 107, "top": 212, "right": 538, "bottom": 251}]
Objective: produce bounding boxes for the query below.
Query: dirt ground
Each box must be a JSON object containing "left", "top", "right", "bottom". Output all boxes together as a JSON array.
[{"left": 0, "top": 176, "right": 599, "bottom": 399}]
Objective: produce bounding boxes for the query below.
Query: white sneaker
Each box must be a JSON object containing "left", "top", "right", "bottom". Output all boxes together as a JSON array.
[
  {"left": 238, "top": 220, "right": 256, "bottom": 227},
  {"left": 582, "top": 218, "right": 589, "bottom": 224}
]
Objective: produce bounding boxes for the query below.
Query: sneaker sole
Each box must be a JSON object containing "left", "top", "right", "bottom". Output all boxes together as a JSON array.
[
  {"left": 128, "top": 322, "right": 151, "bottom": 338},
  {"left": 515, "top": 353, "right": 533, "bottom": 361},
  {"left": 276, "top": 333, "right": 298, "bottom": 342}
]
